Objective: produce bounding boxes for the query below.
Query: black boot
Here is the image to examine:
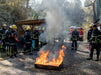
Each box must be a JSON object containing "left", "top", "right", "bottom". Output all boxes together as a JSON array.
[
  {"left": 95, "top": 56, "right": 99, "bottom": 61},
  {"left": 87, "top": 58, "right": 92, "bottom": 60},
  {"left": 95, "top": 59, "right": 99, "bottom": 61}
]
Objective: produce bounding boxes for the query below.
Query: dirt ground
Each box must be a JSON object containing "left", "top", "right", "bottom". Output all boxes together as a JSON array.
[{"left": 0, "top": 42, "right": 101, "bottom": 75}]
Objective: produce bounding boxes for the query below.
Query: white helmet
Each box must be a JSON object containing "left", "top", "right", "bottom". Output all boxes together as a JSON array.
[
  {"left": 9, "top": 25, "right": 12, "bottom": 28},
  {"left": 3, "top": 24, "right": 7, "bottom": 27}
]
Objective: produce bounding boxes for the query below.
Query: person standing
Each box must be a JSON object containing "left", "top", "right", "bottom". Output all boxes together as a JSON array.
[
  {"left": 71, "top": 28, "right": 79, "bottom": 51},
  {"left": 0, "top": 24, "right": 7, "bottom": 51},
  {"left": 87, "top": 24, "right": 100, "bottom": 61},
  {"left": 8, "top": 24, "right": 18, "bottom": 58},
  {"left": 5, "top": 26, "right": 12, "bottom": 56},
  {"left": 24, "top": 26, "right": 32, "bottom": 53},
  {"left": 33, "top": 27, "right": 39, "bottom": 50},
  {"left": 87, "top": 25, "right": 93, "bottom": 49}
]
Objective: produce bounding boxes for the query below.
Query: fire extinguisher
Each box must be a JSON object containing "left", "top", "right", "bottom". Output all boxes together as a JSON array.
[
  {"left": 88, "top": 44, "right": 90, "bottom": 50},
  {"left": 14, "top": 35, "right": 19, "bottom": 42}
]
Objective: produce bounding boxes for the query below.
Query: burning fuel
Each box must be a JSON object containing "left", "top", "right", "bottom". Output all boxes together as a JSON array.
[
  {"left": 35, "top": 0, "right": 67, "bottom": 69},
  {"left": 35, "top": 45, "right": 66, "bottom": 66}
]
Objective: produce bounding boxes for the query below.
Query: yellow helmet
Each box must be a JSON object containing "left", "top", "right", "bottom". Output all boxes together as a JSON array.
[
  {"left": 26, "top": 26, "right": 31, "bottom": 30},
  {"left": 3, "top": 24, "right": 7, "bottom": 27},
  {"left": 42, "top": 27, "right": 45, "bottom": 30},
  {"left": 89, "top": 25, "right": 93, "bottom": 28},
  {"left": 34, "top": 26, "right": 38, "bottom": 29},
  {"left": 12, "top": 24, "right": 17, "bottom": 29}
]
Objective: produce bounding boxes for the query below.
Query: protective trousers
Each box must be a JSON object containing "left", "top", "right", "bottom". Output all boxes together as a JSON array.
[
  {"left": 7, "top": 43, "right": 17, "bottom": 57},
  {"left": 90, "top": 43, "right": 100, "bottom": 60},
  {"left": 34, "top": 39, "right": 39, "bottom": 50},
  {"left": 24, "top": 42, "right": 32, "bottom": 53},
  {"left": 72, "top": 40, "right": 77, "bottom": 50}
]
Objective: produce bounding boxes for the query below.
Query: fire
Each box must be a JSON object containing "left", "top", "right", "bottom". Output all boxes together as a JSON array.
[{"left": 35, "top": 45, "right": 66, "bottom": 66}]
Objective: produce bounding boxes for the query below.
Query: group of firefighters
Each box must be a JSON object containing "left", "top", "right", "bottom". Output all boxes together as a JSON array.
[
  {"left": 71, "top": 22, "right": 101, "bottom": 61},
  {"left": 0, "top": 24, "right": 40, "bottom": 58},
  {"left": 0, "top": 24, "right": 18, "bottom": 57},
  {"left": 0, "top": 22, "right": 101, "bottom": 61}
]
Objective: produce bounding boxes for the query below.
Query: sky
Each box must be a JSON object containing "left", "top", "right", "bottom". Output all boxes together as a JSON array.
[
  {"left": 81, "top": 0, "right": 85, "bottom": 6},
  {"left": 29, "top": 0, "right": 86, "bottom": 7}
]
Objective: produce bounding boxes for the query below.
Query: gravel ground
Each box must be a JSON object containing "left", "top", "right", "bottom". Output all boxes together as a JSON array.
[{"left": 0, "top": 42, "right": 101, "bottom": 75}]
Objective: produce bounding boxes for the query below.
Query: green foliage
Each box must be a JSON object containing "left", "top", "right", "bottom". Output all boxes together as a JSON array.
[
  {"left": 32, "top": 11, "right": 38, "bottom": 20},
  {"left": 0, "top": 0, "right": 29, "bottom": 25}
]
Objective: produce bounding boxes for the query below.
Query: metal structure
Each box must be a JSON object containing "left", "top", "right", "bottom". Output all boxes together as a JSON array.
[
  {"left": 15, "top": 19, "right": 45, "bottom": 36},
  {"left": 35, "top": 62, "right": 63, "bottom": 70},
  {"left": 93, "top": 0, "right": 101, "bottom": 23}
]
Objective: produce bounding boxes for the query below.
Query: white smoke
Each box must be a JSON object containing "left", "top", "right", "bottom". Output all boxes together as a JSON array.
[
  {"left": 39, "top": 0, "right": 67, "bottom": 44},
  {"left": 35, "top": 0, "right": 70, "bottom": 61}
]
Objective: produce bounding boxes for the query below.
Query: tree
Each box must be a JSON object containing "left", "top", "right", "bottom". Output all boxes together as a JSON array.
[
  {"left": 64, "top": 0, "right": 85, "bottom": 27},
  {"left": 0, "top": 0, "right": 30, "bottom": 26}
]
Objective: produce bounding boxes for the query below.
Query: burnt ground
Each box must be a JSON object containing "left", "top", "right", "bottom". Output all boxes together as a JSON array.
[{"left": 0, "top": 41, "right": 101, "bottom": 75}]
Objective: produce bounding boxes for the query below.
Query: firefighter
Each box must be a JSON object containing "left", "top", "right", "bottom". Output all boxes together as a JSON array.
[
  {"left": 87, "top": 24, "right": 100, "bottom": 61},
  {"left": 8, "top": 24, "right": 18, "bottom": 58},
  {"left": 71, "top": 27, "right": 79, "bottom": 51},
  {"left": 87, "top": 25, "right": 93, "bottom": 42},
  {"left": 5, "top": 26, "right": 12, "bottom": 56},
  {"left": 0, "top": 24, "right": 7, "bottom": 52},
  {"left": 24, "top": 26, "right": 32, "bottom": 53},
  {"left": 87, "top": 25, "right": 93, "bottom": 49},
  {"left": 33, "top": 26, "right": 39, "bottom": 50}
]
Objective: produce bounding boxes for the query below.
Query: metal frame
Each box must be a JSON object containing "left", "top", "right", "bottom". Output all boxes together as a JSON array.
[{"left": 15, "top": 19, "right": 45, "bottom": 36}]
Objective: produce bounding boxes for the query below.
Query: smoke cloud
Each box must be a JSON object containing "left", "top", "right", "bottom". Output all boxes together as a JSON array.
[
  {"left": 33, "top": 0, "right": 68, "bottom": 60},
  {"left": 39, "top": 0, "right": 68, "bottom": 44}
]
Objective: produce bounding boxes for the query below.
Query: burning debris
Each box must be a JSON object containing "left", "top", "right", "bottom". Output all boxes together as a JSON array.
[{"left": 35, "top": 45, "right": 66, "bottom": 70}]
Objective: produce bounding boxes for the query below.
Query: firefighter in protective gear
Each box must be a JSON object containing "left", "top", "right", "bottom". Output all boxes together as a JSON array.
[
  {"left": 71, "top": 28, "right": 79, "bottom": 50},
  {"left": 33, "top": 26, "right": 39, "bottom": 50},
  {"left": 87, "top": 25, "right": 93, "bottom": 49},
  {"left": 0, "top": 24, "right": 7, "bottom": 52},
  {"left": 5, "top": 26, "right": 12, "bottom": 56},
  {"left": 87, "top": 25, "right": 93, "bottom": 42},
  {"left": 24, "top": 26, "right": 32, "bottom": 53},
  {"left": 87, "top": 24, "right": 100, "bottom": 61},
  {"left": 7, "top": 24, "right": 18, "bottom": 58}
]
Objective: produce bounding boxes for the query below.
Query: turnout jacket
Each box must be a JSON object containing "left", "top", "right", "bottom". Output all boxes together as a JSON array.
[
  {"left": 91, "top": 29, "right": 101, "bottom": 43},
  {"left": 24, "top": 30, "right": 32, "bottom": 43},
  {"left": 71, "top": 30, "right": 79, "bottom": 41},
  {"left": 87, "top": 29, "right": 93, "bottom": 42},
  {"left": 0, "top": 28, "right": 7, "bottom": 40}
]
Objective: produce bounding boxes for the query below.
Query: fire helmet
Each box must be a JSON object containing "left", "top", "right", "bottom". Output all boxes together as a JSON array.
[
  {"left": 9, "top": 25, "right": 12, "bottom": 28},
  {"left": 93, "top": 24, "right": 97, "bottom": 27},
  {"left": 89, "top": 25, "right": 93, "bottom": 28},
  {"left": 12, "top": 24, "right": 17, "bottom": 29},
  {"left": 34, "top": 26, "right": 38, "bottom": 29},
  {"left": 2, "top": 24, "right": 7, "bottom": 27},
  {"left": 26, "top": 26, "right": 31, "bottom": 30}
]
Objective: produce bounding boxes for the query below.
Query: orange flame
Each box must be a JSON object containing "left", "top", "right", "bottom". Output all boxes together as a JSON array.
[{"left": 35, "top": 45, "right": 66, "bottom": 66}]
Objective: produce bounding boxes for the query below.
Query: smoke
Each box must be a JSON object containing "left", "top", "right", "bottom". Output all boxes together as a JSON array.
[
  {"left": 34, "top": 0, "right": 68, "bottom": 60},
  {"left": 39, "top": 0, "right": 68, "bottom": 44}
]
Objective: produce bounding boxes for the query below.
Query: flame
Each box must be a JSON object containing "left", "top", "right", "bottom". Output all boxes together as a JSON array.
[{"left": 35, "top": 45, "right": 66, "bottom": 66}]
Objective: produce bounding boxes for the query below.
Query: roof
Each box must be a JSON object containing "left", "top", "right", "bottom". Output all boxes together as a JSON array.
[{"left": 15, "top": 19, "right": 45, "bottom": 25}]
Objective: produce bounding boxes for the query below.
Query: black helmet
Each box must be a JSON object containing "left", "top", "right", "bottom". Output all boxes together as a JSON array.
[{"left": 93, "top": 24, "right": 97, "bottom": 27}]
